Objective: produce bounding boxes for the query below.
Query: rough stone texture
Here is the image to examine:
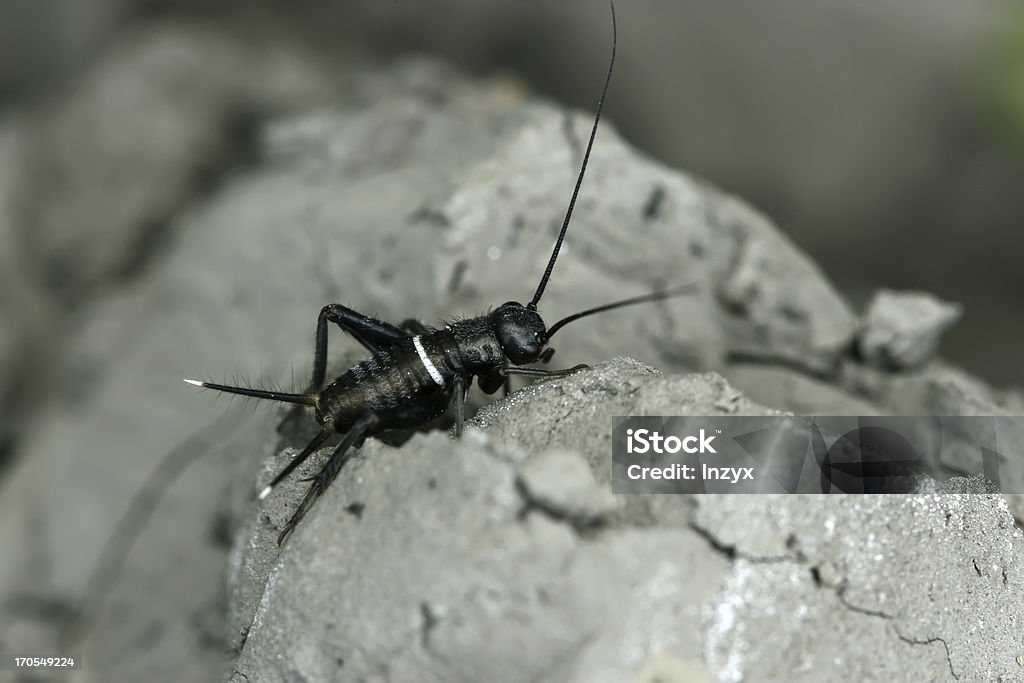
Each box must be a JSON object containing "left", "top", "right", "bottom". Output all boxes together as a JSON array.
[
  {"left": 470, "top": 360, "right": 783, "bottom": 485},
  {"left": 0, "top": 55, "right": 1020, "bottom": 683},
  {"left": 226, "top": 362, "right": 1024, "bottom": 682},
  {"left": 858, "top": 289, "right": 963, "bottom": 371},
  {"left": 225, "top": 361, "right": 780, "bottom": 661},
  {"left": 517, "top": 448, "right": 618, "bottom": 522},
  {"left": 919, "top": 473, "right": 1001, "bottom": 494},
  {"left": 693, "top": 494, "right": 1023, "bottom": 681},
  {"left": 230, "top": 427, "right": 726, "bottom": 683}
]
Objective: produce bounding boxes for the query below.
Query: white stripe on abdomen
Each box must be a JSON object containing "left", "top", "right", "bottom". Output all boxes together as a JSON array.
[{"left": 413, "top": 335, "right": 445, "bottom": 387}]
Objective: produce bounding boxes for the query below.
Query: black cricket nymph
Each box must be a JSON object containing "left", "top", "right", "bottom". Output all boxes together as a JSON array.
[{"left": 185, "top": 2, "right": 693, "bottom": 545}]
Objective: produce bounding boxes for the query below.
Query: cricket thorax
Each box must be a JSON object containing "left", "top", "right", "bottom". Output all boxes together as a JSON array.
[{"left": 448, "top": 316, "right": 506, "bottom": 374}]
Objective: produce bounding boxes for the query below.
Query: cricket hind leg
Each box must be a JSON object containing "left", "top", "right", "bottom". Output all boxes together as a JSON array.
[
  {"left": 309, "top": 304, "right": 408, "bottom": 391},
  {"left": 276, "top": 392, "right": 453, "bottom": 544},
  {"left": 260, "top": 426, "right": 334, "bottom": 500},
  {"left": 277, "top": 412, "right": 381, "bottom": 546}
]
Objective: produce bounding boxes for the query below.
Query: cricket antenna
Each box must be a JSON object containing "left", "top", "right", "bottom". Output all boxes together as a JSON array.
[
  {"left": 545, "top": 284, "right": 697, "bottom": 339},
  {"left": 528, "top": 0, "right": 616, "bottom": 311}
]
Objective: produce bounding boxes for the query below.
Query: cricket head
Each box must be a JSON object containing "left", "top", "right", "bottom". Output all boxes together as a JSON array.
[{"left": 491, "top": 301, "right": 548, "bottom": 365}]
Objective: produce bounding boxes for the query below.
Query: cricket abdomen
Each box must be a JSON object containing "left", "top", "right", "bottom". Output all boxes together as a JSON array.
[{"left": 316, "top": 333, "right": 460, "bottom": 431}]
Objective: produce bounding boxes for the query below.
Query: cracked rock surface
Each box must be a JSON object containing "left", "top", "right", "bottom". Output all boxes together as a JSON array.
[
  {"left": 229, "top": 361, "right": 1024, "bottom": 682},
  {"left": 0, "top": 54, "right": 1020, "bottom": 683},
  {"left": 230, "top": 426, "right": 726, "bottom": 683},
  {"left": 693, "top": 495, "right": 1020, "bottom": 681}
]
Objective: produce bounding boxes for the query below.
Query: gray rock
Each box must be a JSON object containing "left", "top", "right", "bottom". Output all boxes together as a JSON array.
[
  {"left": 858, "top": 289, "right": 962, "bottom": 371},
  {"left": 725, "top": 362, "right": 880, "bottom": 415},
  {"left": 226, "top": 360, "right": 777, "bottom": 665},
  {"left": 230, "top": 363, "right": 1024, "bottom": 682},
  {"left": 517, "top": 448, "right": 619, "bottom": 522},
  {"left": 916, "top": 473, "right": 1000, "bottom": 494},
  {"left": 229, "top": 389, "right": 732, "bottom": 683},
  {"left": 711, "top": 196, "right": 859, "bottom": 373},
  {"left": 0, "top": 52, "right": 1020, "bottom": 683},
  {"left": 470, "top": 359, "right": 782, "bottom": 485},
  {"left": 694, "top": 494, "right": 1023, "bottom": 681},
  {"left": 840, "top": 358, "right": 1024, "bottom": 417},
  {"left": 837, "top": 360, "right": 1024, "bottom": 497}
]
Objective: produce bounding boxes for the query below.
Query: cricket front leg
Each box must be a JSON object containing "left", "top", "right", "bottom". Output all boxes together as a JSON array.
[
  {"left": 500, "top": 364, "right": 589, "bottom": 379},
  {"left": 453, "top": 375, "right": 467, "bottom": 438}
]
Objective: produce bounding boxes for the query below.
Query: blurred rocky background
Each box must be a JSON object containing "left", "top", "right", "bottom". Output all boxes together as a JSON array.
[
  {"left": 2, "top": 0, "right": 1023, "bottom": 458},
  {"left": 1, "top": 1, "right": 1024, "bottom": 681}
]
